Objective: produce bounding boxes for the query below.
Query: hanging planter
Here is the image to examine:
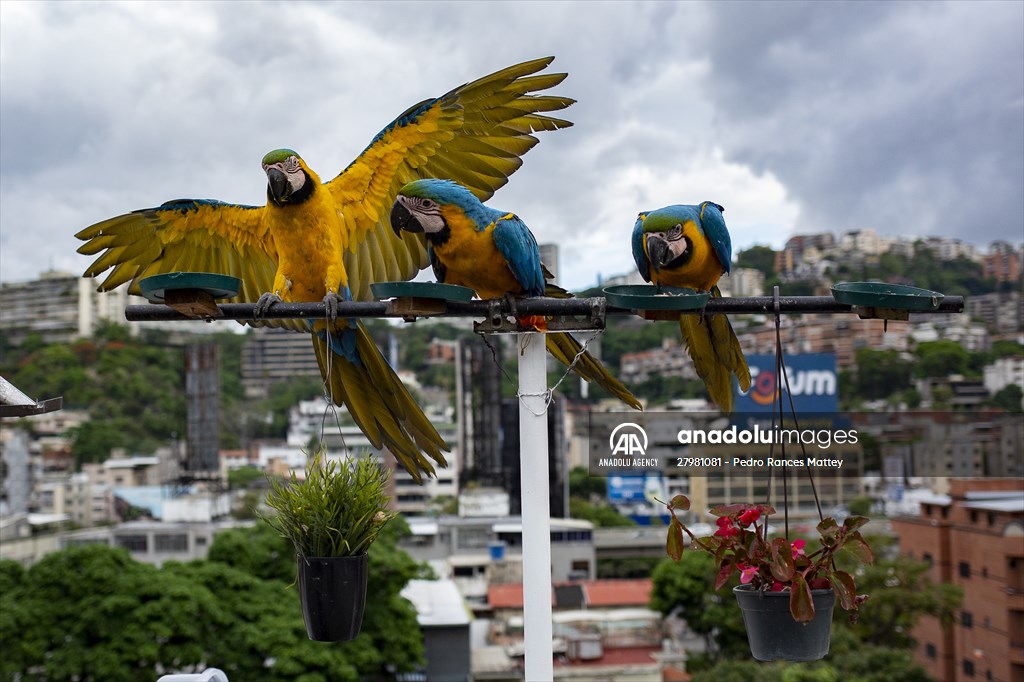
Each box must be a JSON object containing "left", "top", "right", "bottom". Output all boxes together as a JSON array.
[
  {"left": 261, "top": 448, "right": 396, "bottom": 642},
  {"left": 663, "top": 496, "right": 873, "bottom": 661},
  {"left": 733, "top": 585, "right": 835, "bottom": 661},
  {"left": 298, "top": 554, "right": 369, "bottom": 642},
  {"left": 659, "top": 286, "right": 874, "bottom": 659}
]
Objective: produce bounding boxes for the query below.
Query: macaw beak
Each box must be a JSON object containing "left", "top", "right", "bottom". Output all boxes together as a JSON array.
[
  {"left": 390, "top": 198, "right": 422, "bottom": 236},
  {"left": 266, "top": 168, "right": 290, "bottom": 204},
  {"left": 646, "top": 234, "right": 671, "bottom": 272}
]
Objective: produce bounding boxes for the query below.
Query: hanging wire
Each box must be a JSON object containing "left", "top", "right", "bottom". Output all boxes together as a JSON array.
[
  {"left": 480, "top": 326, "right": 601, "bottom": 418},
  {"left": 315, "top": 312, "right": 349, "bottom": 466},
  {"left": 763, "top": 285, "right": 831, "bottom": 544}
]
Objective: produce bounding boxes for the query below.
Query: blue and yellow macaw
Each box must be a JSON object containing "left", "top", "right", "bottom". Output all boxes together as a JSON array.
[
  {"left": 75, "top": 58, "right": 575, "bottom": 483},
  {"left": 632, "top": 203, "right": 751, "bottom": 412},
  {"left": 391, "top": 179, "right": 642, "bottom": 411}
]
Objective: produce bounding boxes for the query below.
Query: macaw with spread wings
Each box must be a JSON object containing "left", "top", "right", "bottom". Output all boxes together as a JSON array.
[{"left": 76, "top": 57, "right": 574, "bottom": 482}]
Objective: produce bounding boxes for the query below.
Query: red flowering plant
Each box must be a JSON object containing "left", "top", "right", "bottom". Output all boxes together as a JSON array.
[{"left": 664, "top": 495, "right": 874, "bottom": 623}]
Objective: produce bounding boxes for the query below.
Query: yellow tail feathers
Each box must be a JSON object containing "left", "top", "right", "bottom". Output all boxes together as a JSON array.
[
  {"left": 678, "top": 292, "right": 750, "bottom": 413},
  {"left": 546, "top": 332, "right": 643, "bottom": 411},
  {"left": 312, "top": 322, "right": 449, "bottom": 484}
]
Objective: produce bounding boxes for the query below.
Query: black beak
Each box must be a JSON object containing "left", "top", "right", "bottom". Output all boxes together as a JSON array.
[
  {"left": 267, "top": 168, "right": 290, "bottom": 204},
  {"left": 646, "top": 234, "right": 670, "bottom": 272},
  {"left": 390, "top": 199, "right": 422, "bottom": 236}
]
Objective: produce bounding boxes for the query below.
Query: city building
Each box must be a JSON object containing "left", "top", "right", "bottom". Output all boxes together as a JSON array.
[
  {"left": 720, "top": 267, "right": 765, "bottom": 297},
  {"left": 241, "top": 327, "right": 322, "bottom": 398},
  {"left": 892, "top": 479, "right": 1024, "bottom": 682},
  {"left": 967, "top": 291, "right": 1024, "bottom": 335},
  {"left": 985, "top": 356, "right": 1024, "bottom": 398},
  {"left": 983, "top": 241, "right": 1023, "bottom": 282},
  {"left": 737, "top": 314, "right": 908, "bottom": 369},
  {"left": 0, "top": 271, "right": 226, "bottom": 346},
  {"left": 0, "top": 271, "right": 130, "bottom": 345},
  {"left": 857, "top": 411, "right": 1024, "bottom": 479},
  {"left": 0, "top": 428, "right": 31, "bottom": 517}
]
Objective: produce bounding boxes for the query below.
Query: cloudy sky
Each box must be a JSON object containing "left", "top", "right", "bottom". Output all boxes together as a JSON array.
[{"left": 1, "top": 1, "right": 1021, "bottom": 291}]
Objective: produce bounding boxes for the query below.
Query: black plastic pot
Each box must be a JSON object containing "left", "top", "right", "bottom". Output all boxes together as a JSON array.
[
  {"left": 733, "top": 585, "right": 836, "bottom": 661},
  {"left": 297, "top": 554, "right": 368, "bottom": 642}
]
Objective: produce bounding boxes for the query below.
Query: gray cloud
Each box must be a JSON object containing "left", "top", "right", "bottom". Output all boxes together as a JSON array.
[
  {"left": 0, "top": 1, "right": 1020, "bottom": 291},
  {"left": 695, "top": 1, "right": 1024, "bottom": 240}
]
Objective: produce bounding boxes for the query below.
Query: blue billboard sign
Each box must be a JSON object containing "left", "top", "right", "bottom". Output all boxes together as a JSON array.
[
  {"left": 734, "top": 353, "right": 839, "bottom": 413},
  {"left": 607, "top": 473, "right": 664, "bottom": 504}
]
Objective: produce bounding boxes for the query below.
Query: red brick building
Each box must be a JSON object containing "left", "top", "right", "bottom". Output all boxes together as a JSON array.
[{"left": 892, "top": 479, "right": 1024, "bottom": 682}]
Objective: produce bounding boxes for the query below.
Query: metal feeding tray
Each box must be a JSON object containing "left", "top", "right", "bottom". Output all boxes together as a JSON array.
[
  {"left": 139, "top": 272, "right": 241, "bottom": 302},
  {"left": 603, "top": 284, "right": 710, "bottom": 311},
  {"left": 138, "top": 272, "right": 241, "bottom": 319},
  {"left": 370, "top": 281, "right": 476, "bottom": 302},
  {"left": 831, "top": 282, "right": 944, "bottom": 311}
]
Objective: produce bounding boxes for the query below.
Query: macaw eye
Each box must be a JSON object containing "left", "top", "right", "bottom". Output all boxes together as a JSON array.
[
  {"left": 667, "top": 225, "right": 684, "bottom": 240},
  {"left": 283, "top": 157, "right": 300, "bottom": 173},
  {"left": 420, "top": 199, "right": 435, "bottom": 209}
]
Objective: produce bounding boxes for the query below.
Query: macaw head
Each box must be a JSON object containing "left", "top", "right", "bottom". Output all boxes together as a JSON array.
[
  {"left": 262, "top": 149, "right": 317, "bottom": 207},
  {"left": 390, "top": 179, "right": 481, "bottom": 238},
  {"left": 638, "top": 202, "right": 727, "bottom": 274}
]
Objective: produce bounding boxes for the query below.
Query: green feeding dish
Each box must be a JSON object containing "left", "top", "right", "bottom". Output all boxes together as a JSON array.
[
  {"left": 603, "top": 284, "right": 710, "bottom": 311},
  {"left": 370, "top": 281, "right": 476, "bottom": 302},
  {"left": 138, "top": 272, "right": 241, "bottom": 303},
  {"left": 831, "top": 282, "right": 944, "bottom": 311}
]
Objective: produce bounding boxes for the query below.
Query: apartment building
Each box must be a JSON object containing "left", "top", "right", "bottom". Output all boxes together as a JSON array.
[{"left": 892, "top": 479, "right": 1024, "bottom": 682}]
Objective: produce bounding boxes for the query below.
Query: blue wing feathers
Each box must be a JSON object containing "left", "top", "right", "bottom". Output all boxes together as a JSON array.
[
  {"left": 698, "top": 201, "right": 732, "bottom": 273},
  {"left": 150, "top": 199, "right": 261, "bottom": 214},
  {"left": 491, "top": 215, "right": 545, "bottom": 296},
  {"left": 631, "top": 215, "right": 652, "bottom": 282}
]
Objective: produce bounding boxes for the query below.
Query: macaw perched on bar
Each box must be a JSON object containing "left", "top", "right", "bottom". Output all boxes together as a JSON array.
[
  {"left": 391, "top": 179, "right": 642, "bottom": 411},
  {"left": 75, "top": 57, "right": 575, "bottom": 482},
  {"left": 632, "top": 203, "right": 751, "bottom": 413}
]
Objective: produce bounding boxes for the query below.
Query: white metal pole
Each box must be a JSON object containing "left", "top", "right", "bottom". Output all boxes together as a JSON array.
[{"left": 517, "top": 332, "right": 553, "bottom": 680}]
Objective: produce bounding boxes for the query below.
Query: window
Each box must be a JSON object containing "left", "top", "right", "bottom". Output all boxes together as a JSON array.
[
  {"left": 925, "top": 643, "right": 937, "bottom": 660},
  {"left": 960, "top": 561, "right": 971, "bottom": 578},
  {"left": 154, "top": 534, "right": 188, "bottom": 552},
  {"left": 962, "top": 611, "right": 973, "bottom": 628},
  {"left": 115, "top": 534, "right": 148, "bottom": 552},
  {"left": 963, "top": 659, "right": 975, "bottom": 677},
  {"left": 923, "top": 553, "right": 934, "bottom": 566}
]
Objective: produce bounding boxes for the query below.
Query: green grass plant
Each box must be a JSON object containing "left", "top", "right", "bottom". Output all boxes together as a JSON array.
[{"left": 262, "top": 449, "right": 396, "bottom": 558}]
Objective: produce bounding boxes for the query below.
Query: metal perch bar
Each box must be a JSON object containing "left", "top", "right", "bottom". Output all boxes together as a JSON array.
[{"left": 124, "top": 294, "right": 965, "bottom": 322}]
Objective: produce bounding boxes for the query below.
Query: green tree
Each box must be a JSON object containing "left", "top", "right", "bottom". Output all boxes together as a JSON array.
[
  {"left": 569, "top": 497, "right": 636, "bottom": 527},
  {"left": 914, "top": 340, "right": 970, "bottom": 378},
  {"left": 851, "top": 350, "right": 913, "bottom": 402},
  {"left": 736, "top": 245, "right": 777, "bottom": 279},
  {"left": 989, "top": 384, "right": 1023, "bottom": 413},
  {"left": 569, "top": 465, "right": 606, "bottom": 500},
  {"left": 650, "top": 554, "right": 749, "bottom": 662},
  {"left": 847, "top": 496, "right": 873, "bottom": 517},
  {"left": 835, "top": 538, "right": 962, "bottom": 648},
  {"left": 1, "top": 525, "right": 430, "bottom": 682},
  {"left": 228, "top": 465, "right": 266, "bottom": 490}
]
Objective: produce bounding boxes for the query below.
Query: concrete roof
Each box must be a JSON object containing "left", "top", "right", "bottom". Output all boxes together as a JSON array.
[
  {"left": 401, "top": 579, "right": 471, "bottom": 627},
  {"left": 488, "top": 579, "right": 653, "bottom": 610}
]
